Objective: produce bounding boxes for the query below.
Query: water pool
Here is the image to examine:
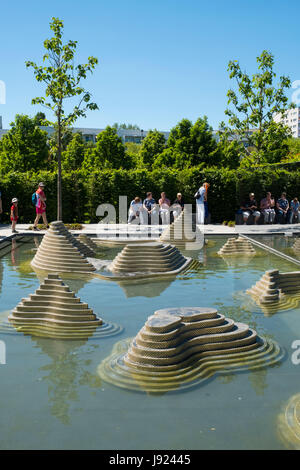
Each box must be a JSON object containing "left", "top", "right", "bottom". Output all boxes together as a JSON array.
[{"left": 0, "top": 236, "right": 300, "bottom": 450}]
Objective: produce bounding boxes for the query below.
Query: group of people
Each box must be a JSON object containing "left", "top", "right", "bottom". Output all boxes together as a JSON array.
[
  {"left": 0, "top": 182, "right": 48, "bottom": 233},
  {"left": 128, "top": 182, "right": 210, "bottom": 226},
  {"left": 240, "top": 191, "right": 300, "bottom": 225},
  {"left": 128, "top": 192, "right": 185, "bottom": 225}
]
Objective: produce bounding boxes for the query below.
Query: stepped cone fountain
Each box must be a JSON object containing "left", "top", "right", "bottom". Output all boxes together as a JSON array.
[
  {"left": 31, "top": 221, "right": 96, "bottom": 273},
  {"left": 218, "top": 236, "right": 256, "bottom": 256},
  {"left": 247, "top": 269, "right": 300, "bottom": 314},
  {"left": 99, "top": 242, "right": 194, "bottom": 279},
  {"left": 293, "top": 238, "right": 300, "bottom": 256},
  {"left": 78, "top": 234, "right": 99, "bottom": 252},
  {"left": 160, "top": 210, "right": 203, "bottom": 247},
  {"left": 8, "top": 274, "right": 121, "bottom": 339},
  {"left": 278, "top": 393, "right": 300, "bottom": 450},
  {"left": 98, "top": 306, "right": 283, "bottom": 393}
]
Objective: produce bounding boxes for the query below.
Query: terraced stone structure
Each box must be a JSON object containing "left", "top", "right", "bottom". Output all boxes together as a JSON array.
[
  {"left": 218, "top": 236, "right": 256, "bottom": 256},
  {"left": 292, "top": 238, "right": 300, "bottom": 256},
  {"left": 31, "top": 221, "right": 96, "bottom": 273},
  {"left": 160, "top": 210, "right": 202, "bottom": 246},
  {"left": 107, "top": 242, "right": 192, "bottom": 276},
  {"left": 78, "top": 234, "right": 98, "bottom": 252},
  {"left": 278, "top": 393, "right": 300, "bottom": 450},
  {"left": 8, "top": 274, "right": 103, "bottom": 339},
  {"left": 98, "top": 307, "right": 282, "bottom": 393},
  {"left": 247, "top": 269, "right": 300, "bottom": 313}
]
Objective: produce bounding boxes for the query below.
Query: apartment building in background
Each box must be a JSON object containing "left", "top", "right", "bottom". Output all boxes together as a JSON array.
[
  {"left": 273, "top": 107, "right": 300, "bottom": 138},
  {"left": 0, "top": 117, "right": 170, "bottom": 143}
]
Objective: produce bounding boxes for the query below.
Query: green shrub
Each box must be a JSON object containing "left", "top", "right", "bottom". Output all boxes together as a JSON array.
[{"left": 1, "top": 166, "right": 300, "bottom": 224}]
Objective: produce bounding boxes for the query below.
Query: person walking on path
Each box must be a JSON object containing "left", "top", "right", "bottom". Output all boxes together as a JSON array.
[
  {"left": 10, "top": 198, "right": 19, "bottom": 233},
  {"left": 33, "top": 182, "right": 49, "bottom": 230}
]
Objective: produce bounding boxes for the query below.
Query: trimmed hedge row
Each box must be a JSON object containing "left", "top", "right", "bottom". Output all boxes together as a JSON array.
[{"left": 1, "top": 167, "right": 299, "bottom": 224}]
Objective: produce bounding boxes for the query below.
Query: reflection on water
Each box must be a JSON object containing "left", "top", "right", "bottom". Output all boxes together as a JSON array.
[
  {"left": 33, "top": 336, "right": 102, "bottom": 425},
  {"left": 1, "top": 237, "right": 300, "bottom": 449},
  {"left": 277, "top": 392, "right": 300, "bottom": 450}
]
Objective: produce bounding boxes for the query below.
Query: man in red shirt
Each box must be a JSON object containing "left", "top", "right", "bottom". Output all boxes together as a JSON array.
[{"left": 33, "top": 182, "right": 49, "bottom": 230}]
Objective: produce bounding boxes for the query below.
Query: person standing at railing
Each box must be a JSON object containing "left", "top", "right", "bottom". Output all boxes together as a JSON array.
[{"left": 194, "top": 182, "right": 207, "bottom": 225}]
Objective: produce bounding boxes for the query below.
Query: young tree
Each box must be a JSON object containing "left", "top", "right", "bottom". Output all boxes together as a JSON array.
[
  {"left": 26, "top": 17, "right": 98, "bottom": 220},
  {"left": 221, "top": 50, "right": 293, "bottom": 164}
]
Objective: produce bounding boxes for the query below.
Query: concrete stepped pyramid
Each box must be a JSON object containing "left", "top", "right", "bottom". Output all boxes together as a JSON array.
[
  {"left": 278, "top": 393, "right": 300, "bottom": 450},
  {"left": 293, "top": 238, "right": 300, "bottom": 255},
  {"left": 218, "top": 236, "right": 256, "bottom": 256},
  {"left": 107, "top": 242, "right": 192, "bottom": 275},
  {"left": 78, "top": 234, "right": 98, "bottom": 252},
  {"left": 31, "top": 221, "right": 96, "bottom": 273},
  {"left": 8, "top": 274, "right": 103, "bottom": 339},
  {"left": 98, "top": 306, "right": 282, "bottom": 393},
  {"left": 160, "top": 210, "right": 202, "bottom": 246},
  {"left": 247, "top": 269, "right": 300, "bottom": 311}
]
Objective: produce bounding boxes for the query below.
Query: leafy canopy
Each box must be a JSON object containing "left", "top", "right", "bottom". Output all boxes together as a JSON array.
[{"left": 220, "top": 50, "right": 293, "bottom": 164}]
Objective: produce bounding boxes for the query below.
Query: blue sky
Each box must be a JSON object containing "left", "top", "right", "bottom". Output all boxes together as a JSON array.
[{"left": 0, "top": 0, "right": 299, "bottom": 131}]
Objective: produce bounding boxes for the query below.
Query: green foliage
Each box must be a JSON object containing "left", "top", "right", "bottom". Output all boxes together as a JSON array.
[
  {"left": 83, "top": 126, "right": 132, "bottom": 170},
  {"left": 166, "top": 117, "right": 220, "bottom": 168},
  {"left": 26, "top": 16, "right": 99, "bottom": 219},
  {"left": 282, "top": 138, "right": 300, "bottom": 162},
  {"left": 1, "top": 166, "right": 300, "bottom": 224},
  {"left": 26, "top": 17, "right": 99, "bottom": 131},
  {"left": 221, "top": 50, "right": 293, "bottom": 164},
  {"left": 62, "top": 133, "right": 85, "bottom": 171},
  {"left": 139, "top": 129, "right": 166, "bottom": 169},
  {"left": 0, "top": 114, "right": 49, "bottom": 173},
  {"left": 216, "top": 138, "right": 242, "bottom": 169}
]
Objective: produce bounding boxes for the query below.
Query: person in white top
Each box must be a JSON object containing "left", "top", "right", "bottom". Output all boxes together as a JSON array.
[
  {"left": 128, "top": 197, "right": 143, "bottom": 224},
  {"left": 159, "top": 192, "right": 171, "bottom": 225},
  {"left": 194, "top": 183, "right": 207, "bottom": 224}
]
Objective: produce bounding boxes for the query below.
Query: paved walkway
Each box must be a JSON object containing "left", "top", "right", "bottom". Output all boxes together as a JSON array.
[{"left": 1, "top": 222, "right": 300, "bottom": 241}]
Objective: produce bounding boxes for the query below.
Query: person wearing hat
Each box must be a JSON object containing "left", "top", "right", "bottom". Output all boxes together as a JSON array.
[
  {"left": 241, "top": 192, "right": 261, "bottom": 225},
  {"left": 10, "top": 198, "right": 19, "bottom": 233},
  {"left": 33, "top": 182, "right": 49, "bottom": 230}
]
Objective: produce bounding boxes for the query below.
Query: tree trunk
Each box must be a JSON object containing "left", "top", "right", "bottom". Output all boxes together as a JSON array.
[{"left": 57, "top": 109, "right": 62, "bottom": 221}]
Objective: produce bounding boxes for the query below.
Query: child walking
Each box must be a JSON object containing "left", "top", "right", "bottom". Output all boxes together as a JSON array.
[{"left": 11, "top": 198, "right": 19, "bottom": 233}]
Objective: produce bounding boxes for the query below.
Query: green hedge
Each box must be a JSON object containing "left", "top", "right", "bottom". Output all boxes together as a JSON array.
[{"left": 1, "top": 167, "right": 299, "bottom": 224}]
